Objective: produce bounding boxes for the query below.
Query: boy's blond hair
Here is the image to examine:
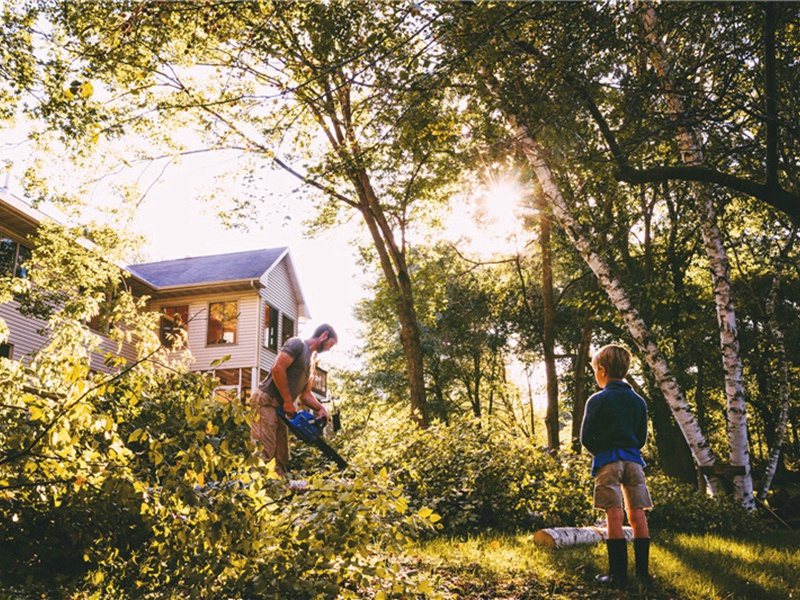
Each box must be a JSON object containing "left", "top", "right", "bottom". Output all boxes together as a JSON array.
[{"left": 592, "top": 344, "right": 631, "bottom": 380}]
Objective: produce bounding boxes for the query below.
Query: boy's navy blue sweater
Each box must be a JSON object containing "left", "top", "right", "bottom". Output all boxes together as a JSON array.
[{"left": 580, "top": 380, "right": 648, "bottom": 474}]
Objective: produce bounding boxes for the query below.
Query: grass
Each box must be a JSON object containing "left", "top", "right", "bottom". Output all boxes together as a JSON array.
[{"left": 395, "top": 530, "right": 800, "bottom": 599}]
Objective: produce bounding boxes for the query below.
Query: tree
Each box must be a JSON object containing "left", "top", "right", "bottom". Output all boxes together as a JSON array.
[
  {"left": 433, "top": 1, "right": 800, "bottom": 506},
  {"left": 355, "top": 243, "right": 519, "bottom": 423},
  {"left": 9, "top": 0, "right": 476, "bottom": 427}
]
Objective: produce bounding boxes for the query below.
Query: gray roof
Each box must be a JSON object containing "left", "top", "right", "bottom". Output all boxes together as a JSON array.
[{"left": 128, "top": 247, "right": 289, "bottom": 288}]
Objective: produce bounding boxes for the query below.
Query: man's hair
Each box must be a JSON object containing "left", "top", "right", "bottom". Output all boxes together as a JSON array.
[
  {"left": 592, "top": 344, "right": 631, "bottom": 379},
  {"left": 312, "top": 323, "right": 338, "bottom": 341}
]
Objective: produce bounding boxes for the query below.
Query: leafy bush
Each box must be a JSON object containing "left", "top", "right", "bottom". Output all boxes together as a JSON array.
[
  {"left": 647, "top": 472, "right": 769, "bottom": 535},
  {"left": 343, "top": 413, "right": 597, "bottom": 534},
  {"left": 0, "top": 228, "right": 441, "bottom": 599}
]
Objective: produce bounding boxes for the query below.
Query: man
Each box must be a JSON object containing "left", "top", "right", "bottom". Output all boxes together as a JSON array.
[{"left": 249, "top": 323, "right": 337, "bottom": 477}]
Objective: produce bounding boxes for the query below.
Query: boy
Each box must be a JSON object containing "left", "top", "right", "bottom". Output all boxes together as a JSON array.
[{"left": 580, "top": 344, "right": 652, "bottom": 589}]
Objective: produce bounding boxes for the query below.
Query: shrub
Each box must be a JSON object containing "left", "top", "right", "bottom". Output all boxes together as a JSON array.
[
  {"left": 343, "top": 413, "right": 597, "bottom": 535},
  {"left": 647, "top": 472, "right": 769, "bottom": 535}
]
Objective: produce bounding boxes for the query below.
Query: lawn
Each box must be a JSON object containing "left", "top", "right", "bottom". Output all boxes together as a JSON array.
[{"left": 393, "top": 530, "right": 800, "bottom": 600}]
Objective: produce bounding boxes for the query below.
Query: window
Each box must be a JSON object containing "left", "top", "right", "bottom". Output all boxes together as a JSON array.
[
  {"left": 207, "top": 301, "right": 238, "bottom": 345},
  {"left": 212, "top": 367, "right": 252, "bottom": 403},
  {"left": 281, "top": 315, "right": 295, "bottom": 346},
  {"left": 312, "top": 366, "right": 328, "bottom": 396},
  {"left": 0, "top": 342, "right": 13, "bottom": 360},
  {"left": 160, "top": 305, "right": 188, "bottom": 348},
  {"left": 0, "top": 238, "right": 31, "bottom": 278},
  {"left": 264, "top": 303, "right": 279, "bottom": 351}
]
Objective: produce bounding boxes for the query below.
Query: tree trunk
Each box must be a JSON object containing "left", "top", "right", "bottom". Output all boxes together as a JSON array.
[
  {"left": 533, "top": 526, "right": 634, "bottom": 548},
  {"left": 571, "top": 310, "right": 593, "bottom": 453},
  {"left": 353, "top": 180, "right": 429, "bottom": 427},
  {"left": 300, "top": 74, "right": 430, "bottom": 428},
  {"left": 628, "top": 375, "right": 696, "bottom": 483},
  {"left": 760, "top": 262, "right": 793, "bottom": 498},
  {"left": 641, "top": 0, "right": 754, "bottom": 509},
  {"left": 538, "top": 193, "right": 560, "bottom": 454},
  {"left": 511, "top": 128, "right": 724, "bottom": 496}
]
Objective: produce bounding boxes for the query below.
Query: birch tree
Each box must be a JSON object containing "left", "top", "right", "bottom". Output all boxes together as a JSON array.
[{"left": 640, "top": 0, "right": 754, "bottom": 509}]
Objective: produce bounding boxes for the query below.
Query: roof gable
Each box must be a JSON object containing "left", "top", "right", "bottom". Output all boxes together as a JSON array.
[{"left": 128, "top": 247, "right": 288, "bottom": 287}]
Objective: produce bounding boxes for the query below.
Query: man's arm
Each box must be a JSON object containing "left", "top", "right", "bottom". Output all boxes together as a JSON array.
[
  {"left": 299, "top": 380, "right": 329, "bottom": 419},
  {"left": 271, "top": 351, "right": 297, "bottom": 415}
]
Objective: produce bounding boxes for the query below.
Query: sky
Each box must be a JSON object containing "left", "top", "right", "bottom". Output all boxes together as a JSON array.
[{"left": 110, "top": 152, "right": 371, "bottom": 372}]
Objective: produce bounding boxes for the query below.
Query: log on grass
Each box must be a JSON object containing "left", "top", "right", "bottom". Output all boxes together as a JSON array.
[{"left": 533, "top": 526, "right": 634, "bottom": 548}]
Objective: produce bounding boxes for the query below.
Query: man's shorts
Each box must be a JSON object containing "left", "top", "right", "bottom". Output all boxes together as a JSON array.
[
  {"left": 593, "top": 460, "right": 653, "bottom": 510},
  {"left": 248, "top": 389, "right": 289, "bottom": 476}
]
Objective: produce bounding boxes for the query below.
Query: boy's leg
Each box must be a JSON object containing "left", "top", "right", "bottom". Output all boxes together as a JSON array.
[
  {"left": 627, "top": 507, "right": 649, "bottom": 538},
  {"left": 628, "top": 507, "right": 650, "bottom": 580},
  {"left": 593, "top": 463, "right": 628, "bottom": 588},
  {"left": 621, "top": 462, "right": 652, "bottom": 582},
  {"left": 606, "top": 506, "right": 626, "bottom": 538},
  {"left": 600, "top": 536, "right": 628, "bottom": 588}
]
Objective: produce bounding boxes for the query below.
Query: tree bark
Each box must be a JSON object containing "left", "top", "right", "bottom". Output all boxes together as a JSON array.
[
  {"left": 533, "top": 526, "right": 634, "bottom": 548},
  {"left": 538, "top": 193, "right": 560, "bottom": 454},
  {"left": 628, "top": 374, "right": 696, "bottom": 483},
  {"left": 759, "top": 247, "right": 794, "bottom": 498},
  {"left": 641, "top": 0, "right": 755, "bottom": 509},
  {"left": 571, "top": 310, "right": 593, "bottom": 453}
]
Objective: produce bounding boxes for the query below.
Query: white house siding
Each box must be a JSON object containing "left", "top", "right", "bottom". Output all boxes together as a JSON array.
[
  {"left": 1, "top": 299, "right": 137, "bottom": 374},
  {"left": 0, "top": 299, "right": 49, "bottom": 364},
  {"left": 154, "top": 290, "right": 261, "bottom": 373},
  {"left": 258, "top": 257, "right": 301, "bottom": 379},
  {"left": 89, "top": 327, "right": 139, "bottom": 373}
]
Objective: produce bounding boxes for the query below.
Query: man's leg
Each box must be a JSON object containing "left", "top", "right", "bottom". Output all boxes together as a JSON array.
[{"left": 249, "top": 390, "right": 288, "bottom": 477}]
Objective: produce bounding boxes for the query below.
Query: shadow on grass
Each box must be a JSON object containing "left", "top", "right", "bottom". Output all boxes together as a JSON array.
[{"left": 657, "top": 533, "right": 800, "bottom": 600}]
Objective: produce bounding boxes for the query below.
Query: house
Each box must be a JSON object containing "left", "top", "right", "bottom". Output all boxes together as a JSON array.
[
  {"left": 128, "top": 248, "right": 329, "bottom": 402},
  {"left": 0, "top": 190, "right": 329, "bottom": 402}
]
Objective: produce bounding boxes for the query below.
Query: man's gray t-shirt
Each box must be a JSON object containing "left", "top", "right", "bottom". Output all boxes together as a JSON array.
[{"left": 258, "top": 337, "right": 313, "bottom": 401}]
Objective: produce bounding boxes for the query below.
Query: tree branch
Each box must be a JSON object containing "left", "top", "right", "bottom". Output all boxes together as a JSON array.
[{"left": 615, "top": 164, "right": 800, "bottom": 218}]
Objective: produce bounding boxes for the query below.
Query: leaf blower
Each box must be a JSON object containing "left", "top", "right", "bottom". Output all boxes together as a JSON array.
[{"left": 276, "top": 409, "right": 348, "bottom": 470}]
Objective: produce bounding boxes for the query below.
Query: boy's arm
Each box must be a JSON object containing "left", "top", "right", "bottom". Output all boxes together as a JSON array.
[
  {"left": 580, "top": 397, "right": 601, "bottom": 454},
  {"left": 636, "top": 399, "right": 648, "bottom": 448}
]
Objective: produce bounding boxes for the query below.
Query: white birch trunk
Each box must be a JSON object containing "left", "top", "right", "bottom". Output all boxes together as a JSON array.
[
  {"left": 509, "top": 127, "right": 724, "bottom": 496},
  {"left": 641, "top": 0, "right": 755, "bottom": 510},
  {"left": 533, "top": 526, "right": 633, "bottom": 548},
  {"left": 760, "top": 270, "right": 791, "bottom": 498}
]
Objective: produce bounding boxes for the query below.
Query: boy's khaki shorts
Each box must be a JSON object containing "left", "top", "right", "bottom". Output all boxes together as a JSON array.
[{"left": 594, "top": 460, "right": 653, "bottom": 509}]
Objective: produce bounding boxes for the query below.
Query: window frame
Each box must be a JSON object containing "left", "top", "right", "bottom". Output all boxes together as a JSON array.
[
  {"left": 0, "top": 238, "right": 31, "bottom": 279},
  {"left": 264, "top": 302, "right": 279, "bottom": 351},
  {"left": 160, "top": 305, "right": 189, "bottom": 349},
  {"left": 281, "top": 314, "right": 295, "bottom": 346},
  {"left": 0, "top": 342, "right": 13, "bottom": 360},
  {"left": 207, "top": 300, "right": 239, "bottom": 346}
]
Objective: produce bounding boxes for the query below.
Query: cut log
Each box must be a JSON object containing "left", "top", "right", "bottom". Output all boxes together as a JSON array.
[{"left": 533, "top": 526, "right": 634, "bottom": 548}]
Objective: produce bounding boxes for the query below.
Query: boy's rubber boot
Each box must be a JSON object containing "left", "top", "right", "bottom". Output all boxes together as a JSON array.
[
  {"left": 634, "top": 537, "right": 651, "bottom": 582},
  {"left": 596, "top": 538, "right": 627, "bottom": 589}
]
